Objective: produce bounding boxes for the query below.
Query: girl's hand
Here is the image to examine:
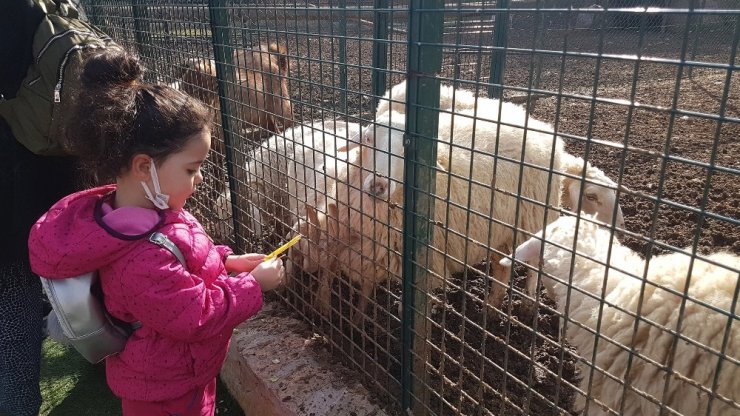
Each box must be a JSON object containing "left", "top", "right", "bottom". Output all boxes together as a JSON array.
[
  {"left": 225, "top": 253, "right": 265, "bottom": 273},
  {"left": 250, "top": 258, "right": 285, "bottom": 292}
]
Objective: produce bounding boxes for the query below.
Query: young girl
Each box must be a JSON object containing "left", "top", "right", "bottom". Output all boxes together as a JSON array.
[{"left": 27, "top": 48, "right": 284, "bottom": 416}]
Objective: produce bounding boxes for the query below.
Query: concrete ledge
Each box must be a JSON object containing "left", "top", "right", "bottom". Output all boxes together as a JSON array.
[{"left": 220, "top": 301, "right": 389, "bottom": 416}]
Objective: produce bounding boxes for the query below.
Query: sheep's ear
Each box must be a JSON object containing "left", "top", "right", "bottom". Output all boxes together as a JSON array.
[
  {"left": 336, "top": 141, "right": 360, "bottom": 153},
  {"left": 306, "top": 204, "right": 319, "bottom": 225},
  {"left": 501, "top": 234, "right": 543, "bottom": 268},
  {"left": 614, "top": 204, "right": 625, "bottom": 230},
  {"left": 618, "top": 184, "right": 634, "bottom": 195},
  {"left": 326, "top": 202, "right": 338, "bottom": 234},
  {"left": 348, "top": 230, "right": 361, "bottom": 245},
  {"left": 567, "top": 180, "right": 582, "bottom": 210},
  {"left": 499, "top": 257, "right": 513, "bottom": 268},
  {"left": 327, "top": 201, "right": 338, "bottom": 219},
  {"left": 436, "top": 160, "right": 448, "bottom": 172}
]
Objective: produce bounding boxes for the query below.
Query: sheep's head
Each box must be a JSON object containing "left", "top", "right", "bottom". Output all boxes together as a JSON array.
[
  {"left": 437, "top": 84, "right": 479, "bottom": 112},
  {"left": 260, "top": 42, "right": 290, "bottom": 75},
  {"left": 178, "top": 57, "right": 218, "bottom": 107},
  {"left": 376, "top": 80, "right": 408, "bottom": 116},
  {"left": 501, "top": 213, "right": 611, "bottom": 279},
  {"left": 375, "top": 80, "right": 482, "bottom": 116},
  {"left": 562, "top": 157, "right": 626, "bottom": 230},
  {"left": 288, "top": 202, "right": 359, "bottom": 275},
  {"left": 360, "top": 111, "right": 407, "bottom": 200},
  {"left": 289, "top": 204, "right": 331, "bottom": 274},
  {"left": 233, "top": 43, "right": 294, "bottom": 134}
]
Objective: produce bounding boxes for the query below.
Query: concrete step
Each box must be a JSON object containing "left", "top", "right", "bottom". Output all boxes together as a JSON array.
[{"left": 221, "top": 301, "right": 390, "bottom": 416}]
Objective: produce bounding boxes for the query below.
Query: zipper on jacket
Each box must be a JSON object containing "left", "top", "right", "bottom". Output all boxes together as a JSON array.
[{"left": 54, "top": 43, "right": 108, "bottom": 102}]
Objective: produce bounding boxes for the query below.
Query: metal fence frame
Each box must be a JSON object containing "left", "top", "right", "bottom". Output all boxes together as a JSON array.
[{"left": 75, "top": 1, "right": 740, "bottom": 414}]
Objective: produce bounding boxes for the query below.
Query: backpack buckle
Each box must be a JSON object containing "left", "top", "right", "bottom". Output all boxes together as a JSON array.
[{"left": 149, "top": 232, "right": 166, "bottom": 245}]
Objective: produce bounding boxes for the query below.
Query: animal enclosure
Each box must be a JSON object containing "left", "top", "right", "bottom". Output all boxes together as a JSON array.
[{"left": 77, "top": 0, "right": 738, "bottom": 414}]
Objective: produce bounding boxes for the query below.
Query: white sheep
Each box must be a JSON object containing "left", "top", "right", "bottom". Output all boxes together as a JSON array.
[
  {"left": 368, "top": 85, "right": 625, "bottom": 295},
  {"left": 369, "top": 81, "right": 624, "bottom": 229},
  {"left": 242, "top": 119, "right": 361, "bottom": 237},
  {"left": 375, "top": 79, "right": 479, "bottom": 116},
  {"left": 501, "top": 214, "right": 740, "bottom": 415},
  {"left": 361, "top": 107, "right": 625, "bottom": 298},
  {"left": 287, "top": 145, "right": 375, "bottom": 318}
]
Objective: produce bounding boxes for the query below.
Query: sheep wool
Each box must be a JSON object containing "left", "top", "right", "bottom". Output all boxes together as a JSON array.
[
  {"left": 374, "top": 80, "right": 624, "bottom": 233},
  {"left": 242, "top": 120, "right": 360, "bottom": 237},
  {"left": 507, "top": 215, "right": 740, "bottom": 415}
]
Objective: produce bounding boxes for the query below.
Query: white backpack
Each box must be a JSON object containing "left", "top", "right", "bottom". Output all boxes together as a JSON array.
[{"left": 41, "top": 232, "right": 186, "bottom": 363}]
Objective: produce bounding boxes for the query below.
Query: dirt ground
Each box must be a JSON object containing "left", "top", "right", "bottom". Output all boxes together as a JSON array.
[
  {"left": 142, "top": 7, "right": 740, "bottom": 415},
  {"left": 529, "top": 67, "right": 740, "bottom": 258}
]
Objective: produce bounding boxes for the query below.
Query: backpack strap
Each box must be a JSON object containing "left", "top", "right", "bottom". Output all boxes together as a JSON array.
[
  {"left": 148, "top": 232, "right": 187, "bottom": 266},
  {"left": 128, "top": 232, "right": 187, "bottom": 331},
  {"left": 35, "top": 0, "right": 79, "bottom": 19}
]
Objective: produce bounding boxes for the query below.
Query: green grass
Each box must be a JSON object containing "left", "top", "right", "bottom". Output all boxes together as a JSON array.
[{"left": 40, "top": 338, "right": 244, "bottom": 415}]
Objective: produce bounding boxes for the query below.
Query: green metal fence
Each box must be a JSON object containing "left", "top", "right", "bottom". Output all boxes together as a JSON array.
[{"left": 77, "top": 1, "right": 739, "bottom": 414}]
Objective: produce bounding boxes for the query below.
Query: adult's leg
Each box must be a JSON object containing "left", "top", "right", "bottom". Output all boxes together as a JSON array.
[
  {"left": 0, "top": 119, "right": 77, "bottom": 416},
  {"left": 0, "top": 261, "right": 43, "bottom": 416},
  {"left": 0, "top": 121, "right": 42, "bottom": 416}
]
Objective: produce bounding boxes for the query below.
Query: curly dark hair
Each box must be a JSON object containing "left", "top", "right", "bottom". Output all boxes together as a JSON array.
[{"left": 65, "top": 47, "right": 211, "bottom": 182}]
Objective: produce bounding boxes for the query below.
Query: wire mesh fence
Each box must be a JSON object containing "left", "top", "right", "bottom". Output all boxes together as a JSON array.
[{"left": 76, "top": 0, "right": 739, "bottom": 414}]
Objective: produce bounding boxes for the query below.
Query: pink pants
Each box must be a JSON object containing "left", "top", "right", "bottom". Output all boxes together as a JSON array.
[{"left": 121, "top": 378, "right": 216, "bottom": 416}]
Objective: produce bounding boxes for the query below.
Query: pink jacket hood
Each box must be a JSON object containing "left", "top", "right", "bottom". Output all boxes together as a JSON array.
[{"left": 29, "top": 185, "right": 163, "bottom": 278}]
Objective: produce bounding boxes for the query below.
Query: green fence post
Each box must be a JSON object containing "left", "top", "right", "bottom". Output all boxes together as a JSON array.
[
  {"left": 339, "top": 0, "right": 348, "bottom": 111},
  {"left": 489, "top": 0, "right": 510, "bottom": 99},
  {"left": 687, "top": 0, "right": 705, "bottom": 79},
  {"left": 402, "top": 1, "right": 444, "bottom": 413},
  {"left": 208, "top": 0, "right": 243, "bottom": 252},
  {"left": 371, "top": 0, "right": 389, "bottom": 110},
  {"left": 131, "top": 0, "right": 152, "bottom": 62},
  {"left": 532, "top": 0, "right": 547, "bottom": 92}
]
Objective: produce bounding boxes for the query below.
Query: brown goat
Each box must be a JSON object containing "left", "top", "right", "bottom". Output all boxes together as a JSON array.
[
  {"left": 179, "top": 42, "right": 294, "bottom": 144},
  {"left": 178, "top": 43, "right": 294, "bottom": 209}
]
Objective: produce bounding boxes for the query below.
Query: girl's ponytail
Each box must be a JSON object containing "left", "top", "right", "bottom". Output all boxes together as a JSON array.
[
  {"left": 80, "top": 48, "right": 143, "bottom": 91},
  {"left": 66, "top": 48, "right": 210, "bottom": 183}
]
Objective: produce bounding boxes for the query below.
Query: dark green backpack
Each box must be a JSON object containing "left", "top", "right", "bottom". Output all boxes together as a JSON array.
[{"left": 0, "top": 0, "right": 117, "bottom": 155}]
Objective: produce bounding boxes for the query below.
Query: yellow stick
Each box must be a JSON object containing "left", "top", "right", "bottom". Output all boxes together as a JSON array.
[{"left": 263, "top": 235, "right": 302, "bottom": 261}]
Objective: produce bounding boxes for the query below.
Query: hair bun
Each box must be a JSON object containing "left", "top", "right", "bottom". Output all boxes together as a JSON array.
[{"left": 81, "top": 48, "right": 144, "bottom": 90}]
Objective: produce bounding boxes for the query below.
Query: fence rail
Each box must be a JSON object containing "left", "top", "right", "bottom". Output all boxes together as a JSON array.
[{"left": 77, "top": 0, "right": 739, "bottom": 414}]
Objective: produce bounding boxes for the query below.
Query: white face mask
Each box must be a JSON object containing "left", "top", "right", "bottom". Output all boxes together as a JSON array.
[{"left": 140, "top": 161, "right": 170, "bottom": 210}]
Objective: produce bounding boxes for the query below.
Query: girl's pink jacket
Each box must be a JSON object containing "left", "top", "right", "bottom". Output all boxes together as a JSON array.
[{"left": 28, "top": 185, "right": 264, "bottom": 401}]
